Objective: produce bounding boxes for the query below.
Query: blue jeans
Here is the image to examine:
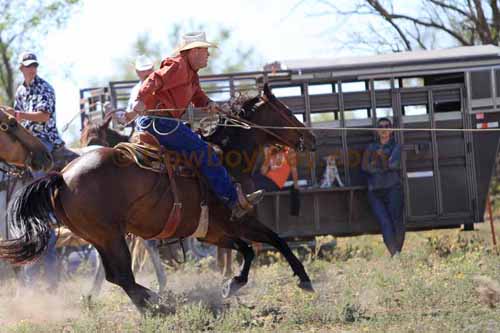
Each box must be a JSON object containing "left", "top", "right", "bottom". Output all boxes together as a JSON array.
[
  {"left": 137, "top": 117, "right": 237, "bottom": 207},
  {"left": 23, "top": 138, "right": 59, "bottom": 290},
  {"left": 252, "top": 173, "right": 279, "bottom": 192},
  {"left": 367, "top": 185, "right": 405, "bottom": 255}
]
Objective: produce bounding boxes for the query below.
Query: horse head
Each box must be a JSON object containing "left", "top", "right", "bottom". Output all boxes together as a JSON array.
[
  {"left": 81, "top": 115, "right": 111, "bottom": 147},
  {"left": 0, "top": 107, "right": 53, "bottom": 172},
  {"left": 238, "top": 83, "right": 316, "bottom": 152}
]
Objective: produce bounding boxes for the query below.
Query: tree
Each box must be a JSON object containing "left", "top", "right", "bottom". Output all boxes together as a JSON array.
[
  {"left": 0, "top": 0, "right": 81, "bottom": 104},
  {"left": 111, "top": 22, "right": 262, "bottom": 81},
  {"left": 307, "top": 0, "right": 500, "bottom": 52}
]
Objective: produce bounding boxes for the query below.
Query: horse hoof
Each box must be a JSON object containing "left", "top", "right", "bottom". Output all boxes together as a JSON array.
[
  {"left": 221, "top": 278, "right": 246, "bottom": 298},
  {"left": 146, "top": 303, "right": 175, "bottom": 317},
  {"left": 298, "top": 280, "right": 315, "bottom": 292}
]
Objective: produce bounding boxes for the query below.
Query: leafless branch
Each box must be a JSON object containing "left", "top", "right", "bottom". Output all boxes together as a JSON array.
[
  {"left": 428, "top": 0, "right": 474, "bottom": 21},
  {"left": 366, "top": 0, "right": 413, "bottom": 50}
]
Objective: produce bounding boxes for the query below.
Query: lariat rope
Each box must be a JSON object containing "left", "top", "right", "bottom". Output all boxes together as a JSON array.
[{"left": 135, "top": 109, "right": 500, "bottom": 133}]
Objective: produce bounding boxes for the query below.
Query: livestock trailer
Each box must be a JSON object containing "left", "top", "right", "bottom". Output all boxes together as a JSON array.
[{"left": 80, "top": 45, "right": 500, "bottom": 239}]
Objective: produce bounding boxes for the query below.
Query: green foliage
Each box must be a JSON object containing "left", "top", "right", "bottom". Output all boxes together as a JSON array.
[
  {"left": 175, "top": 302, "right": 215, "bottom": 331},
  {"left": 0, "top": 0, "right": 81, "bottom": 104},
  {"left": 110, "top": 21, "right": 262, "bottom": 82},
  {"left": 2, "top": 226, "right": 500, "bottom": 332},
  {"left": 426, "top": 232, "right": 488, "bottom": 258}
]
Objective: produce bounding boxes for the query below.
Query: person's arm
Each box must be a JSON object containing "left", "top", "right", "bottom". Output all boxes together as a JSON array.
[
  {"left": 137, "top": 63, "right": 180, "bottom": 110},
  {"left": 137, "top": 71, "right": 164, "bottom": 109},
  {"left": 122, "top": 85, "right": 141, "bottom": 123},
  {"left": 388, "top": 144, "right": 402, "bottom": 170},
  {"left": 23, "top": 87, "right": 54, "bottom": 123},
  {"left": 16, "top": 111, "right": 50, "bottom": 122},
  {"left": 126, "top": 84, "right": 140, "bottom": 112},
  {"left": 361, "top": 145, "right": 381, "bottom": 174},
  {"left": 192, "top": 79, "right": 211, "bottom": 108},
  {"left": 260, "top": 146, "right": 272, "bottom": 175}
]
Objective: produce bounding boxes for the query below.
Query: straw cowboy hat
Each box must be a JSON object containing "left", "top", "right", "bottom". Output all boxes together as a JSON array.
[
  {"left": 135, "top": 55, "right": 154, "bottom": 71},
  {"left": 173, "top": 32, "right": 217, "bottom": 55}
]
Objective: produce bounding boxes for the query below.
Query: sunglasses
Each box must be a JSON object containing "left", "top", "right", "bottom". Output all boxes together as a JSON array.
[{"left": 378, "top": 124, "right": 392, "bottom": 129}]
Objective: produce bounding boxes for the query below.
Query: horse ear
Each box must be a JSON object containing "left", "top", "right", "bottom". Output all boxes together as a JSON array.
[{"left": 263, "top": 83, "right": 273, "bottom": 100}]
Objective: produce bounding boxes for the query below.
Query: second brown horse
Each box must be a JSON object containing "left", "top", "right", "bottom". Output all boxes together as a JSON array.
[{"left": 0, "top": 86, "right": 316, "bottom": 314}]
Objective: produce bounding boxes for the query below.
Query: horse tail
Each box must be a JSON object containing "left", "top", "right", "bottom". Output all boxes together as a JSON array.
[{"left": 0, "top": 173, "right": 64, "bottom": 265}]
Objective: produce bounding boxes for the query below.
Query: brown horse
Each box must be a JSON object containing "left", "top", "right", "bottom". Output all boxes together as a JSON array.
[
  {"left": 80, "top": 115, "right": 167, "bottom": 296},
  {"left": 0, "top": 86, "right": 315, "bottom": 314},
  {"left": 0, "top": 107, "right": 53, "bottom": 173},
  {"left": 80, "top": 114, "right": 129, "bottom": 148}
]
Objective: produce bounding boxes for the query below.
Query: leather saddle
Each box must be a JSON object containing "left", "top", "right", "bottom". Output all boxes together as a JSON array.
[{"left": 114, "top": 132, "right": 208, "bottom": 240}]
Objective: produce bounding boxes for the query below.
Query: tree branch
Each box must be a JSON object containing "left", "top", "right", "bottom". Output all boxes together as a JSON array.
[
  {"left": 366, "top": 0, "right": 413, "bottom": 50},
  {"left": 367, "top": 0, "right": 472, "bottom": 45},
  {"left": 0, "top": 37, "right": 14, "bottom": 103},
  {"left": 428, "top": 0, "right": 473, "bottom": 21},
  {"left": 473, "top": 0, "right": 493, "bottom": 43}
]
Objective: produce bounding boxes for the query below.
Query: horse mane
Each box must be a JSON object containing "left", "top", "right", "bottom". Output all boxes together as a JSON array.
[
  {"left": 227, "top": 94, "right": 260, "bottom": 119},
  {"left": 105, "top": 126, "right": 129, "bottom": 146}
]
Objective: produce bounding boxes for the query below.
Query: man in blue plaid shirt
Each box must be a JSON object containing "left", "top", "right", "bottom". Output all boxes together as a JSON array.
[{"left": 13, "top": 51, "right": 62, "bottom": 292}]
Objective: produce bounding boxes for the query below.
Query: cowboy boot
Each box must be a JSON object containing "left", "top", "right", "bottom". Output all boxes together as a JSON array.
[
  {"left": 246, "top": 188, "right": 264, "bottom": 205},
  {"left": 231, "top": 183, "right": 264, "bottom": 220}
]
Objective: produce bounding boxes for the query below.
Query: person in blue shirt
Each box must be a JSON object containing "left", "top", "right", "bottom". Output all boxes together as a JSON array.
[
  {"left": 12, "top": 52, "right": 61, "bottom": 292},
  {"left": 362, "top": 118, "right": 404, "bottom": 256}
]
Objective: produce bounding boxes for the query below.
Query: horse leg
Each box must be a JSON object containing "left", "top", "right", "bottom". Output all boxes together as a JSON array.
[
  {"left": 216, "top": 247, "right": 224, "bottom": 273},
  {"left": 216, "top": 248, "right": 233, "bottom": 278},
  {"left": 144, "top": 239, "right": 167, "bottom": 294},
  {"left": 204, "top": 237, "right": 254, "bottom": 298},
  {"left": 236, "top": 216, "right": 314, "bottom": 292},
  {"left": 96, "top": 237, "right": 166, "bottom": 315},
  {"left": 88, "top": 253, "right": 105, "bottom": 297},
  {"left": 221, "top": 239, "right": 254, "bottom": 298},
  {"left": 223, "top": 249, "right": 233, "bottom": 278}
]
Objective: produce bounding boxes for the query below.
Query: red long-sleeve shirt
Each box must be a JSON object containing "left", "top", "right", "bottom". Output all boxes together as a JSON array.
[{"left": 137, "top": 53, "right": 210, "bottom": 119}]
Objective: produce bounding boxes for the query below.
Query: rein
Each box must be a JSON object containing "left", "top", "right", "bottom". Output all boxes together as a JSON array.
[
  {"left": 126, "top": 95, "right": 303, "bottom": 149},
  {"left": 223, "top": 112, "right": 298, "bottom": 148},
  {"left": 220, "top": 96, "right": 301, "bottom": 149},
  {"left": 0, "top": 160, "right": 27, "bottom": 178},
  {"left": 0, "top": 113, "right": 32, "bottom": 177}
]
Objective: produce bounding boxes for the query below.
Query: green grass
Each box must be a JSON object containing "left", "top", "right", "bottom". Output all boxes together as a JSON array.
[{"left": 1, "top": 222, "right": 500, "bottom": 332}]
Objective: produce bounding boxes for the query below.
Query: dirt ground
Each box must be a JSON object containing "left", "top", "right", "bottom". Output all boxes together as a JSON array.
[{"left": 0, "top": 221, "right": 499, "bottom": 332}]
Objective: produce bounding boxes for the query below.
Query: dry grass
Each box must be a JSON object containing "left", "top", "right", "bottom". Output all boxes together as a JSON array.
[{"left": 1, "top": 222, "right": 500, "bottom": 332}]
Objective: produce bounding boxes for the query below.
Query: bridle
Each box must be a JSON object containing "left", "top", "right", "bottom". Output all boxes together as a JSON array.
[
  {"left": 259, "top": 95, "right": 306, "bottom": 151},
  {"left": 217, "top": 95, "right": 306, "bottom": 151},
  {"left": 0, "top": 111, "right": 35, "bottom": 177}
]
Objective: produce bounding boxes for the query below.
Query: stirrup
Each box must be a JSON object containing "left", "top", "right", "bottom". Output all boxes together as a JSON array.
[
  {"left": 246, "top": 189, "right": 264, "bottom": 205},
  {"left": 231, "top": 203, "right": 251, "bottom": 221}
]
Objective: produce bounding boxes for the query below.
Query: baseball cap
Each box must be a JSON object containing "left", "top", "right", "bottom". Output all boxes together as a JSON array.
[
  {"left": 18, "top": 52, "right": 39, "bottom": 67},
  {"left": 135, "top": 55, "right": 154, "bottom": 71}
]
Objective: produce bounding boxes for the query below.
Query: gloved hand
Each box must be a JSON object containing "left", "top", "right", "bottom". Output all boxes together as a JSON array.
[{"left": 207, "top": 101, "right": 221, "bottom": 114}]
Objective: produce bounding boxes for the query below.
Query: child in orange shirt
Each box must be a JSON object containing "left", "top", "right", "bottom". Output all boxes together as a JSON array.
[{"left": 253, "top": 145, "right": 299, "bottom": 191}]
